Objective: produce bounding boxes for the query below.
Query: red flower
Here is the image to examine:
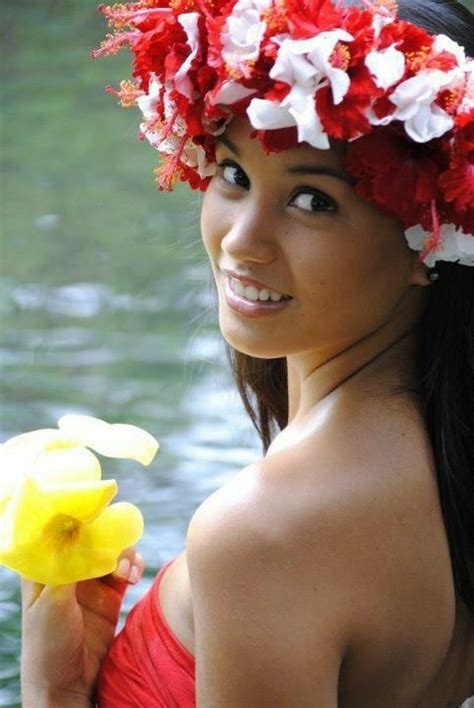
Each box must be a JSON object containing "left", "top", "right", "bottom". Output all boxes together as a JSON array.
[
  {"left": 252, "top": 126, "right": 298, "bottom": 154},
  {"left": 315, "top": 8, "right": 380, "bottom": 141},
  {"left": 344, "top": 126, "right": 444, "bottom": 229},
  {"left": 343, "top": 5, "right": 376, "bottom": 60},
  {"left": 286, "top": 0, "right": 344, "bottom": 40},
  {"left": 439, "top": 153, "right": 474, "bottom": 214},
  {"left": 379, "top": 19, "right": 434, "bottom": 76},
  {"left": 131, "top": 17, "right": 186, "bottom": 90},
  {"left": 456, "top": 107, "right": 474, "bottom": 130},
  {"left": 317, "top": 64, "right": 378, "bottom": 140}
]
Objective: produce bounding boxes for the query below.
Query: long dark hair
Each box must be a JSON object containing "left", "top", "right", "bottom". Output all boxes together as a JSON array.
[{"left": 216, "top": 0, "right": 474, "bottom": 613}]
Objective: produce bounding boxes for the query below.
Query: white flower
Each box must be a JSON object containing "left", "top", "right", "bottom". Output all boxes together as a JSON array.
[
  {"left": 389, "top": 68, "right": 460, "bottom": 142},
  {"left": 208, "top": 80, "right": 257, "bottom": 106},
  {"left": 181, "top": 142, "right": 217, "bottom": 178},
  {"left": 370, "top": 2, "right": 396, "bottom": 38},
  {"left": 366, "top": 32, "right": 468, "bottom": 141},
  {"left": 246, "top": 96, "right": 296, "bottom": 130},
  {"left": 268, "top": 34, "right": 320, "bottom": 86},
  {"left": 283, "top": 84, "right": 330, "bottom": 148},
  {"left": 270, "top": 30, "right": 354, "bottom": 106},
  {"left": 405, "top": 224, "right": 474, "bottom": 267},
  {"left": 175, "top": 13, "right": 201, "bottom": 100},
  {"left": 222, "top": 0, "right": 271, "bottom": 78},
  {"left": 137, "top": 74, "right": 162, "bottom": 122},
  {"left": 433, "top": 34, "right": 466, "bottom": 66},
  {"left": 138, "top": 78, "right": 186, "bottom": 148},
  {"left": 247, "top": 87, "right": 330, "bottom": 149},
  {"left": 136, "top": 75, "right": 216, "bottom": 177},
  {"left": 247, "top": 29, "right": 354, "bottom": 150},
  {"left": 365, "top": 44, "right": 405, "bottom": 90},
  {"left": 457, "top": 58, "right": 474, "bottom": 117}
]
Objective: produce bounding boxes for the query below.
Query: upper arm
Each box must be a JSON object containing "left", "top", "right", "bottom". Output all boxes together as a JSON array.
[{"left": 186, "top": 468, "right": 352, "bottom": 708}]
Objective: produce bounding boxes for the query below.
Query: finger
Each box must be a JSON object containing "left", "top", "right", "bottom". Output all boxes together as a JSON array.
[
  {"left": 76, "top": 576, "right": 126, "bottom": 626},
  {"left": 111, "top": 548, "right": 145, "bottom": 585},
  {"left": 20, "top": 577, "right": 45, "bottom": 609}
]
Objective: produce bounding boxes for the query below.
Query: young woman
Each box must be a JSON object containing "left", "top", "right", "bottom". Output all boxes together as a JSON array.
[{"left": 20, "top": 0, "right": 474, "bottom": 706}]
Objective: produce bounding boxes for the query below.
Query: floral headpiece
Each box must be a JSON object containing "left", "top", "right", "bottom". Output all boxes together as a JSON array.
[{"left": 93, "top": 0, "right": 474, "bottom": 267}]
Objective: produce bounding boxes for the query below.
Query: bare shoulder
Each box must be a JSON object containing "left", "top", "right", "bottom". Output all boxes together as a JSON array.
[
  {"left": 186, "top": 460, "right": 351, "bottom": 707},
  {"left": 186, "top": 398, "right": 456, "bottom": 704}
]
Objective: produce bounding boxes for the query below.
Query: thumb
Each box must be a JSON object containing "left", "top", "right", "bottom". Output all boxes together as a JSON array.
[{"left": 21, "top": 577, "right": 45, "bottom": 610}]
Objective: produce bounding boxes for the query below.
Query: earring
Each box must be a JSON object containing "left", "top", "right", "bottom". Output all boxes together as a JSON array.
[{"left": 429, "top": 270, "right": 440, "bottom": 282}]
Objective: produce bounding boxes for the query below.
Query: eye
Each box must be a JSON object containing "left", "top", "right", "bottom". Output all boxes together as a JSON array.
[
  {"left": 215, "top": 159, "right": 336, "bottom": 214},
  {"left": 216, "top": 160, "right": 250, "bottom": 189},
  {"left": 290, "top": 190, "right": 336, "bottom": 214}
]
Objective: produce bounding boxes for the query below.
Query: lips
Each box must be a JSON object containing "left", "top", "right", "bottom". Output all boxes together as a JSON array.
[{"left": 221, "top": 268, "right": 292, "bottom": 298}]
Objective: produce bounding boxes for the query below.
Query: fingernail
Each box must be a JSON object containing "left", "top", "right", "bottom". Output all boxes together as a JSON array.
[
  {"left": 129, "top": 564, "right": 141, "bottom": 584},
  {"left": 116, "top": 558, "right": 131, "bottom": 579}
]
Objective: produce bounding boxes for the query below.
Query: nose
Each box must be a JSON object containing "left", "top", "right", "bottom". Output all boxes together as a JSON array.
[{"left": 220, "top": 204, "right": 279, "bottom": 265}]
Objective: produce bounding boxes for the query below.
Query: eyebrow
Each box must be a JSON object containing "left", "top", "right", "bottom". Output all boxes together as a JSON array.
[{"left": 216, "top": 134, "right": 354, "bottom": 185}]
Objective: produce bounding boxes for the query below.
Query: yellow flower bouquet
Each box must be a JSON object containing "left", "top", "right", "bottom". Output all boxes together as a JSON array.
[{"left": 0, "top": 414, "right": 159, "bottom": 586}]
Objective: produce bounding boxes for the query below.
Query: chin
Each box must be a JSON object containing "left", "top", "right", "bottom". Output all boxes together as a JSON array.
[{"left": 219, "top": 322, "right": 288, "bottom": 360}]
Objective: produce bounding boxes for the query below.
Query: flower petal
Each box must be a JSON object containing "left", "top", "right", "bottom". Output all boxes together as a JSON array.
[
  {"left": 11, "top": 502, "right": 146, "bottom": 585},
  {"left": 58, "top": 414, "right": 159, "bottom": 465},
  {"left": 0, "top": 479, "right": 138, "bottom": 585},
  {"left": 282, "top": 84, "right": 330, "bottom": 149},
  {"left": 38, "top": 479, "right": 118, "bottom": 525},
  {"left": 32, "top": 447, "right": 102, "bottom": 485},
  {"left": 247, "top": 97, "right": 296, "bottom": 130},
  {"left": 405, "top": 224, "right": 474, "bottom": 267},
  {"left": 0, "top": 476, "right": 53, "bottom": 550},
  {"left": 208, "top": 80, "right": 257, "bottom": 106},
  {"left": 3, "top": 429, "right": 80, "bottom": 454},
  {"left": 0, "top": 476, "right": 118, "bottom": 552},
  {"left": 405, "top": 103, "right": 454, "bottom": 143},
  {"left": 80, "top": 502, "right": 144, "bottom": 560},
  {"left": 49, "top": 502, "right": 144, "bottom": 584},
  {"left": 0, "top": 444, "right": 35, "bottom": 514},
  {"left": 365, "top": 45, "right": 405, "bottom": 90},
  {"left": 175, "top": 13, "right": 200, "bottom": 99}
]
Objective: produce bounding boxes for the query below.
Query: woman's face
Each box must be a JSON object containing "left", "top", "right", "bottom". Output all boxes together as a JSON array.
[{"left": 201, "top": 117, "right": 425, "bottom": 360}]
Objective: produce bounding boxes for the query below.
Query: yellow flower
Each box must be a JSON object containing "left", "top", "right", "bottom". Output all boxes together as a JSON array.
[
  {"left": 0, "top": 475, "right": 143, "bottom": 585},
  {"left": 57, "top": 414, "right": 159, "bottom": 466},
  {"left": 0, "top": 414, "right": 159, "bottom": 585},
  {"left": 0, "top": 415, "right": 159, "bottom": 510}
]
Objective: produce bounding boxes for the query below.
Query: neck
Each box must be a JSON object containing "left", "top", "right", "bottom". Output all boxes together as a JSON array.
[{"left": 286, "top": 298, "right": 425, "bottom": 425}]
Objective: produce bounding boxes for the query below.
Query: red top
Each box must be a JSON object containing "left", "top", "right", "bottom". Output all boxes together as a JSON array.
[{"left": 97, "top": 559, "right": 196, "bottom": 707}]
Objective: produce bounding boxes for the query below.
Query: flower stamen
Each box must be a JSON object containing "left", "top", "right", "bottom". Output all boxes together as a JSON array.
[{"left": 43, "top": 514, "right": 82, "bottom": 553}]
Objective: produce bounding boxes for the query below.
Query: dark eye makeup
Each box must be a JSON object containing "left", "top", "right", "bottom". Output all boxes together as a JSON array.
[{"left": 215, "top": 159, "right": 337, "bottom": 214}]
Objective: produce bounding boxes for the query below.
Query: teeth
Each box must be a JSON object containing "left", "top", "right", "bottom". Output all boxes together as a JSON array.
[
  {"left": 244, "top": 286, "right": 260, "bottom": 302},
  {"left": 234, "top": 280, "right": 246, "bottom": 297},
  {"left": 230, "top": 277, "right": 288, "bottom": 303}
]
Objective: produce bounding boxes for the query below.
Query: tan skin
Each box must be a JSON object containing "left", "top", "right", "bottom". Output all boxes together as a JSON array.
[
  {"left": 21, "top": 547, "right": 145, "bottom": 707},
  {"left": 21, "top": 117, "right": 474, "bottom": 706}
]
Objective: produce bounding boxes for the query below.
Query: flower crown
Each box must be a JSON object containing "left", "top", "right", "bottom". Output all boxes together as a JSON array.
[{"left": 93, "top": 0, "right": 474, "bottom": 267}]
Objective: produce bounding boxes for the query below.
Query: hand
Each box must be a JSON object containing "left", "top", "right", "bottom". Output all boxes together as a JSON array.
[{"left": 20, "top": 547, "right": 145, "bottom": 706}]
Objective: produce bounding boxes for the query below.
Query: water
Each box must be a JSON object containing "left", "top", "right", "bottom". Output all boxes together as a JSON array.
[
  {"left": 0, "top": 271, "right": 261, "bottom": 705},
  {"left": 0, "top": 3, "right": 260, "bottom": 702}
]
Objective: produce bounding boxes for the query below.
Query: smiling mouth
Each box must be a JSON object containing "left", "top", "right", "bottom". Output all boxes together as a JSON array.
[{"left": 226, "top": 274, "right": 293, "bottom": 303}]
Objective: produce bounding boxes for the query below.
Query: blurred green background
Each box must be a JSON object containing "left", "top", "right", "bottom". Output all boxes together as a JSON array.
[
  {"left": 1, "top": 0, "right": 473, "bottom": 704},
  {"left": 1, "top": 2, "right": 261, "bottom": 704}
]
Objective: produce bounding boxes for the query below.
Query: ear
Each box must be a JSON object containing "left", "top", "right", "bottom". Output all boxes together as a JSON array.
[{"left": 408, "top": 253, "right": 435, "bottom": 287}]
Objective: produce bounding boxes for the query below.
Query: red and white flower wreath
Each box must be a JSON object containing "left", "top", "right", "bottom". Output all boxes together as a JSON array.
[{"left": 93, "top": 0, "right": 474, "bottom": 267}]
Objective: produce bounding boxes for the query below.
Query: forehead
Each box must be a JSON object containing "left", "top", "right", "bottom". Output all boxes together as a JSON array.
[{"left": 217, "top": 117, "right": 347, "bottom": 172}]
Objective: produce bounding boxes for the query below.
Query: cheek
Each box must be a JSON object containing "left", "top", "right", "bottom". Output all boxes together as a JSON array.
[
  {"left": 200, "top": 190, "right": 226, "bottom": 257},
  {"left": 295, "top": 216, "right": 410, "bottom": 335}
]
